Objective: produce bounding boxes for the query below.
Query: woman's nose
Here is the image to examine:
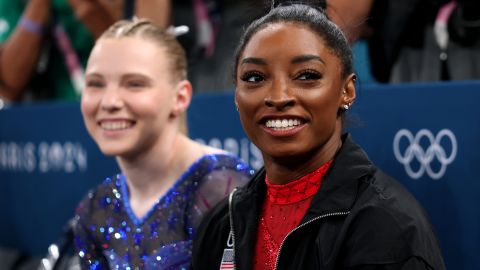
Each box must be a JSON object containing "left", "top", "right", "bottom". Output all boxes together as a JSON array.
[
  {"left": 100, "top": 87, "right": 123, "bottom": 111},
  {"left": 264, "top": 80, "right": 295, "bottom": 110}
]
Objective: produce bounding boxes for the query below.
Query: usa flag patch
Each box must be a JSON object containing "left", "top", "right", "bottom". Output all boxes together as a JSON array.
[{"left": 219, "top": 248, "right": 235, "bottom": 269}]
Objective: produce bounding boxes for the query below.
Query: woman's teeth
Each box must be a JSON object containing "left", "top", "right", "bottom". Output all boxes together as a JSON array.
[
  {"left": 100, "top": 121, "right": 132, "bottom": 130},
  {"left": 265, "top": 119, "right": 302, "bottom": 130}
]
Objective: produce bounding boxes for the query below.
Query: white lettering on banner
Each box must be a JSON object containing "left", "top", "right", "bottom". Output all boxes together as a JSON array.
[
  {"left": 195, "top": 137, "right": 264, "bottom": 170},
  {"left": 393, "top": 129, "right": 457, "bottom": 180},
  {"left": 0, "top": 141, "right": 87, "bottom": 173}
]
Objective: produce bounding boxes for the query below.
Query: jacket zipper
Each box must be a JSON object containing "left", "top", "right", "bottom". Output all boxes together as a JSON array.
[
  {"left": 227, "top": 188, "right": 238, "bottom": 270},
  {"left": 274, "top": 211, "right": 351, "bottom": 270}
]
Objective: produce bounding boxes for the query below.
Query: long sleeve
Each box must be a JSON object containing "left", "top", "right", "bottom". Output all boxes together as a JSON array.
[
  {"left": 185, "top": 155, "right": 252, "bottom": 238},
  {"left": 73, "top": 191, "right": 110, "bottom": 269}
]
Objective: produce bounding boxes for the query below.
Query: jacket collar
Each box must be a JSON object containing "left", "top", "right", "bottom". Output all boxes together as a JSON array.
[{"left": 303, "top": 133, "right": 376, "bottom": 220}]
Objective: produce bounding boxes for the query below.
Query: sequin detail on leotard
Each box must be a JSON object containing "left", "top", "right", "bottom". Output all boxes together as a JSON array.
[{"left": 74, "top": 154, "right": 253, "bottom": 270}]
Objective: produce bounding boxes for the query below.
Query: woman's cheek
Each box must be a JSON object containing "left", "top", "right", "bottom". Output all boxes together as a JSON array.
[{"left": 81, "top": 93, "right": 100, "bottom": 124}]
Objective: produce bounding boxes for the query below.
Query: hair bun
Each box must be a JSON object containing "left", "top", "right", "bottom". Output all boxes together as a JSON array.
[{"left": 271, "top": 0, "right": 327, "bottom": 11}]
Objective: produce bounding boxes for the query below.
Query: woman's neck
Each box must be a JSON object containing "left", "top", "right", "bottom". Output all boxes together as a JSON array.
[{"left": 263, "top": 134, "right": 342, "bottom": 185}]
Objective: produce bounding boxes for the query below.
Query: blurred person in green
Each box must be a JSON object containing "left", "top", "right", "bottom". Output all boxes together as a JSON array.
[{"left": 0, "top": 0, "right": 170, "bottom": 102}]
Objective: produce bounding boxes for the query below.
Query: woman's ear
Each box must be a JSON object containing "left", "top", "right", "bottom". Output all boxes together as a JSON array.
[
  {"left": 341, "top": 74, "right": 356, "bottom": 110},
  {"left": 171, "top": 80, "right": 192, "bottom": 117}
]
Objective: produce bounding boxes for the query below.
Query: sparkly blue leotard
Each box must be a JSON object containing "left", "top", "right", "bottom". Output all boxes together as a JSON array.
[{"left": 73, "top": 154, "right": 253, "bottom": 270}]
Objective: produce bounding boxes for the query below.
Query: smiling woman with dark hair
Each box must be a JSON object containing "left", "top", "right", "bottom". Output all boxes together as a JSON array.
[{"left": 191, "top": 2, "right": 446, "bottom": 270}]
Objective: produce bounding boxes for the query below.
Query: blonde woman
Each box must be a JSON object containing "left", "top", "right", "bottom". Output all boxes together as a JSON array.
[{"left": 74, "top": 19, "right": 252, "bottom": 269}]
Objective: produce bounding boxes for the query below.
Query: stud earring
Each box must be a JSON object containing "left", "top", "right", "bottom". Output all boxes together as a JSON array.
[{"left": 342, "top": 104, "right": 349, "bottom": 110}]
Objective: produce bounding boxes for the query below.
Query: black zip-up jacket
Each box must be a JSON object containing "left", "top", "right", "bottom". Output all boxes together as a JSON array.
[{"left": 192, "top": 134, "right": 446, "bottom": 270}]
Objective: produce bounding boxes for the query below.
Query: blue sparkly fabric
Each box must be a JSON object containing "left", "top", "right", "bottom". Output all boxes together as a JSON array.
[{"left": 73, "top": 154, "right": 253, "bottom": 270}]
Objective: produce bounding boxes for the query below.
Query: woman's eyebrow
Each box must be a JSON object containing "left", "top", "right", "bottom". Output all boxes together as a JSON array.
[
  {"left": 291, "top": 54, "right": 325, "bottom": 65},
  {"left": 241, "top": 57, "right": 267, "bottom": 65},
  {"left": 122, "top": 73, "right": 150, "bottom": 79},
  {"left": 85, "top": 72, "right": 102, "bottom": 78}
]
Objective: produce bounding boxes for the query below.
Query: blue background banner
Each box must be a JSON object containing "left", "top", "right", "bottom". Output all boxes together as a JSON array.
[{"left": 1, "top": 81, "right": 479, "bottom": 269}]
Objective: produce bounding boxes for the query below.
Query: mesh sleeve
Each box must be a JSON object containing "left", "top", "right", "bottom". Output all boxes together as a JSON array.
[
  {"left": 72, "top": 191, "right": 110, "bottom": 269},
  {"left": 187, "top": 168, "right": 252, "bottom": 235}
]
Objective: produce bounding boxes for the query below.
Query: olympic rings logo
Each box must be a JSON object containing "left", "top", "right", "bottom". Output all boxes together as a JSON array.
[{"left": 393, "top": 129, "right": 457, "bottom": 180}]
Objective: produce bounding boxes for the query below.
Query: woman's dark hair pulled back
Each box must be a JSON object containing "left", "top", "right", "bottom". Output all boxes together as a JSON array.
[{"left": 233, "top": 2, "right": 353, "bottom": 82}]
